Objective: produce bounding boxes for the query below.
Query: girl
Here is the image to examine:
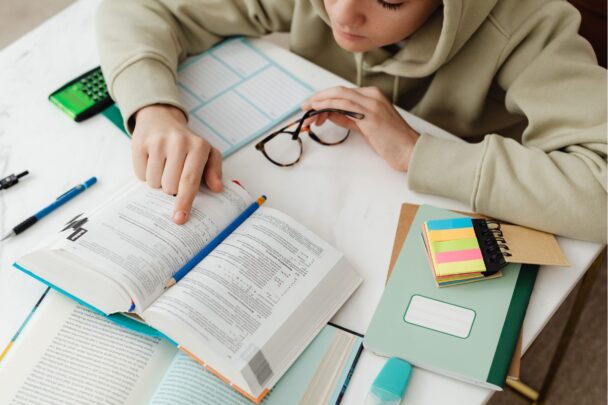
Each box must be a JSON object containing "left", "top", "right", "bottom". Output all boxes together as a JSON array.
[{"left": 96, "top": 0, "right": 607, "bottom": 242}]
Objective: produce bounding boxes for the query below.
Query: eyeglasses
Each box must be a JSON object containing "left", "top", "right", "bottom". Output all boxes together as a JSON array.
[{"left": 255, "top": 108, "right": 364, "bottom": 167}]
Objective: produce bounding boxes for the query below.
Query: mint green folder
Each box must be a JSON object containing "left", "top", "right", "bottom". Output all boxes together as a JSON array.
[{"left": 364, "top": 205, "right": 537, "bottom": 389}]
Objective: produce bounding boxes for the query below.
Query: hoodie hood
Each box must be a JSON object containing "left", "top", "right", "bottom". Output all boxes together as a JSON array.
[{"left": 310, "top": 0, "right": 498, "bottom": 78}]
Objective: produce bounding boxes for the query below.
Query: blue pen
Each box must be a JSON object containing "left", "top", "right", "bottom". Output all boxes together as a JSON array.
[
  {"left": 1, "top": 177, "right": 97, "bottom": 241},
  {"left": 164, "top": 195, "right": 267, "bottom": 289}
]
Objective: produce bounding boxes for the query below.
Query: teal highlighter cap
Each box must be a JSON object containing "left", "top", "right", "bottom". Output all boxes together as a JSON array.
[{"left": 365, "top": 357, "right": 412, "bottom": 405}]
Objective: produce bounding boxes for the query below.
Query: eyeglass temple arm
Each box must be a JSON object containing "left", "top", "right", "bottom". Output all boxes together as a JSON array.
[{"left": 310, "top": 108, "right": 365, "bottom": 120}]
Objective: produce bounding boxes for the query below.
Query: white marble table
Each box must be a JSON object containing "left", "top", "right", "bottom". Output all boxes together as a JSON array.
[{"left": 0, "top": 1, "right": 604, "bottom": 404}]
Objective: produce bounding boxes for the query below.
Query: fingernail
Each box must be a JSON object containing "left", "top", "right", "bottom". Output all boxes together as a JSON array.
[{"left": 173, "top": 211, "right": 188, "bottom": 223}]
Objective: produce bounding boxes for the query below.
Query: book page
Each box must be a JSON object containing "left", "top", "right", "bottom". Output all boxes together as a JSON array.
[
  {"left": 143, "top": 207, "right": 344, "bottom": 387},
  {"left": 148, "top": 326, "right": 362, "bottom": 405},
  {"left": 149, "top": 352, "right": 254, "bottom": 405},
  {"left": 50, "top": 181, "right": 252, "bottom": 312},
  {"left": 0, "top": 291, "right": 176, "bottom": 405}
]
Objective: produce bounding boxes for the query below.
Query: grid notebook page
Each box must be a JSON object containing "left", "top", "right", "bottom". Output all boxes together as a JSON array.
[{"left": 177, "top": 38, "right": 314, "bottom": 157}]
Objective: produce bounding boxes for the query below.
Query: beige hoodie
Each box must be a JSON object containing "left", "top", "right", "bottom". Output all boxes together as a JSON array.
[{"left": 96, "top": 0, "right": 607, "bottom": 243}]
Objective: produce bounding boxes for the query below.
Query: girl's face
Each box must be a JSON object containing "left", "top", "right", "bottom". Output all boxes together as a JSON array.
[{"left": 324, "top": 0, "right": 442, "bottom": 52}]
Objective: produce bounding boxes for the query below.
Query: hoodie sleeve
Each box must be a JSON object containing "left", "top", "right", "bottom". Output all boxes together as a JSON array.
[
  {"left": 408, "top": 2, "right": 607, "bottom": 243},
  {"left": 95, "top": 0, "right": 293, "bottom": 131}
]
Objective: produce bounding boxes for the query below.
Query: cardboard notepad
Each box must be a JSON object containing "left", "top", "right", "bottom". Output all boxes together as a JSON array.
[
  {"left": 385, "top": 204, "right": 522, "bottom": 380},
  {"left": 499, "top": 224, "right": 569, "bottom": 266}
]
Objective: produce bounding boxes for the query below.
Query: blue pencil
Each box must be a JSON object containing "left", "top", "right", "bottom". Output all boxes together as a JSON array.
[{"left": 164, "top": 195, "right": 267, "bottom": 289}]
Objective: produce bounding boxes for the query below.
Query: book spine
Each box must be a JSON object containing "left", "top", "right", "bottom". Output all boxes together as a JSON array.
[
  {"left": 486, "top": 264, "right": 538, "bottom": 386},
  {"left": 336, "top": 342, "right": 364, "bottom": 404},
  {"left": 0, "top": 288, "right": 49, "bottom": 362},
  {"left": 13, "top": 262, "right": 109, "bottom": 317}
]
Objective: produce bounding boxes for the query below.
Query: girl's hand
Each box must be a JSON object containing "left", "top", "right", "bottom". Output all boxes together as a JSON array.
[
  {"left": 132, "top": 104, "right": 223, "bottom": 225},
  {"left": 302, "top": 86, "right": 419, "bottom": 171}
]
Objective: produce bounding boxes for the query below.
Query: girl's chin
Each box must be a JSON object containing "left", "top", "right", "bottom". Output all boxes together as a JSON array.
[{"left": 333, "top": 32, "right": 372, "bottom": 52}]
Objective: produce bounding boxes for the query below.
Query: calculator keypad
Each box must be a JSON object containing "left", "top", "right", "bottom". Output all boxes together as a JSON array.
[{"left": 80, "top": 70, "right": 109, "bottom": 102}]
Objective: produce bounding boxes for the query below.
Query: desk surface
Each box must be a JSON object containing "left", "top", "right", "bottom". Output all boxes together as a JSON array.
[{"left": 0, "top": 1, "right": 603, "bottom": 404}]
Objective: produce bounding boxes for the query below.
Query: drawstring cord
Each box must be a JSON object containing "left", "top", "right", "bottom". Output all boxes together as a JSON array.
[
  {"left": 392, "top": 75, "right": 400, "bottom": 104},
  {"left": 356, "top": 52, "right": 400, "bottom": 105},
  {"left": 356, "top": 52, "right": 363, "bottom": 87}
]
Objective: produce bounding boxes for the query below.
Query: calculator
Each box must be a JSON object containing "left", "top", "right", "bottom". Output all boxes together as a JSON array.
[{"left": 49, "top": 66, "right": 114, "bottom": 122}]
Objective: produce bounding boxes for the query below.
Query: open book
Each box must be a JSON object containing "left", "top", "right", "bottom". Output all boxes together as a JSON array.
[
  {"left": 0, "top": 291, "right": 363, "bottom": 405},
  {"left": 14, "top": 181, "right": 362, "bottom": 402}
]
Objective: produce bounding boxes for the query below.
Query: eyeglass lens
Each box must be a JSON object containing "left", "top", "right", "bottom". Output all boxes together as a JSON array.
[
  {"left": 263, "top": 132, "right": 303, "bottom": 166},
  {"left": 262, "top": 119, "right": 350, "bottom": 166},
  {"left": 309, "top": 120, "right": 350, "bottom": 145}
]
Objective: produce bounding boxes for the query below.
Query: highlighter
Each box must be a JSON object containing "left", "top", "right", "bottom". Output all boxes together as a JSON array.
[{"left": 365, "top": 357, "right": 412, "bottom": 405}]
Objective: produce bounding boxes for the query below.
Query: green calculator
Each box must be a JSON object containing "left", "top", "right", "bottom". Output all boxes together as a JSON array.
[{"left": 49, "top": 66, "right": 114, "bottom": 122}]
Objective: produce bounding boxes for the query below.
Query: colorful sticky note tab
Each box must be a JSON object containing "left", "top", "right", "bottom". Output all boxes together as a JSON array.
[
  {"left": 428, "top": 227, "right": 476, "bottom": 242},
  {"left": 432, "top": 238, "right": 479, "bottom": 252},
  {"left": 436, "top": 259, "right": 486, "bottom": 275},
  {"left": 423, "top": 217, "right": 489, "bottom": 283},
  {"left": 435, "top": 248, "right": 483, "bottom": 264},
  {"left": 426, "top": 217, "right": 473, "bottom": 231}
]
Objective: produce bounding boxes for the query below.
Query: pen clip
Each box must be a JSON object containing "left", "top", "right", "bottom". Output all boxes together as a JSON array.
[
  {"left": 55, "top": 177, "right": 95, "bottom": 200},
  {"left": 56, "top": 185, "right": 78, "bottom": 200}
]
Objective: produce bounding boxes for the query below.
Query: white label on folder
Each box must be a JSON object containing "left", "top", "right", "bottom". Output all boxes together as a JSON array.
[{"left": 404, "top": 295, "right": 475, "bottom": 338}]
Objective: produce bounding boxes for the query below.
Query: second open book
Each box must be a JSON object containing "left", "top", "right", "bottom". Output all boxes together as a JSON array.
[{"left": 14, "top": 181, "right": 362, "bottom": 403}]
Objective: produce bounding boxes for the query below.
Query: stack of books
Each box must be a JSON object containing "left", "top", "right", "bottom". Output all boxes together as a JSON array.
[
  {"left": 11, "top": 181, "right": 363, "bottom": 402},
  {"left": 421, "top": 217, "right": 503, "bottom": 287}
]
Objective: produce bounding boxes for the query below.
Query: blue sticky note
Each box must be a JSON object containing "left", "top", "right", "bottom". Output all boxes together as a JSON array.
[{"left": 426, "top": 217, "right": 473, "bottom": 231}]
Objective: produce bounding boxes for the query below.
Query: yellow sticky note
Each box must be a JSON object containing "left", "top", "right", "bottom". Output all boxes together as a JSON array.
[
  {"left": 436, "top": 259, "right": 486, "bottom": 275},
  {"left": 428, "top": 227, "right": 476, "bottom": 242}
]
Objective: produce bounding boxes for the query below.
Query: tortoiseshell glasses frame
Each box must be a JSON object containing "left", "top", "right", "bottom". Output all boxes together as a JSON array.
[{"left": 255, "top": 108, "right": 365, "bottom": 167}]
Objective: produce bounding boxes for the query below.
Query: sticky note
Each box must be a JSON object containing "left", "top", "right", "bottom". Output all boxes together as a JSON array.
[
  {"left": 423, "top": 217, "right": 487, "bottom": 280},
  {"left": 432, "top": 238, "right": 479, "bottom": 252},
  {"left": 435, "top": 248, "right": 483, "bottom": 264},
  {"left": 426, "top": 218, "right": 473, "bottom": 231},
  {"left": 428, "top": 227, "right": 476, "bottom": 242},
  {"left": 436, "top": 259, "right": 486, "bottom": 275}
]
